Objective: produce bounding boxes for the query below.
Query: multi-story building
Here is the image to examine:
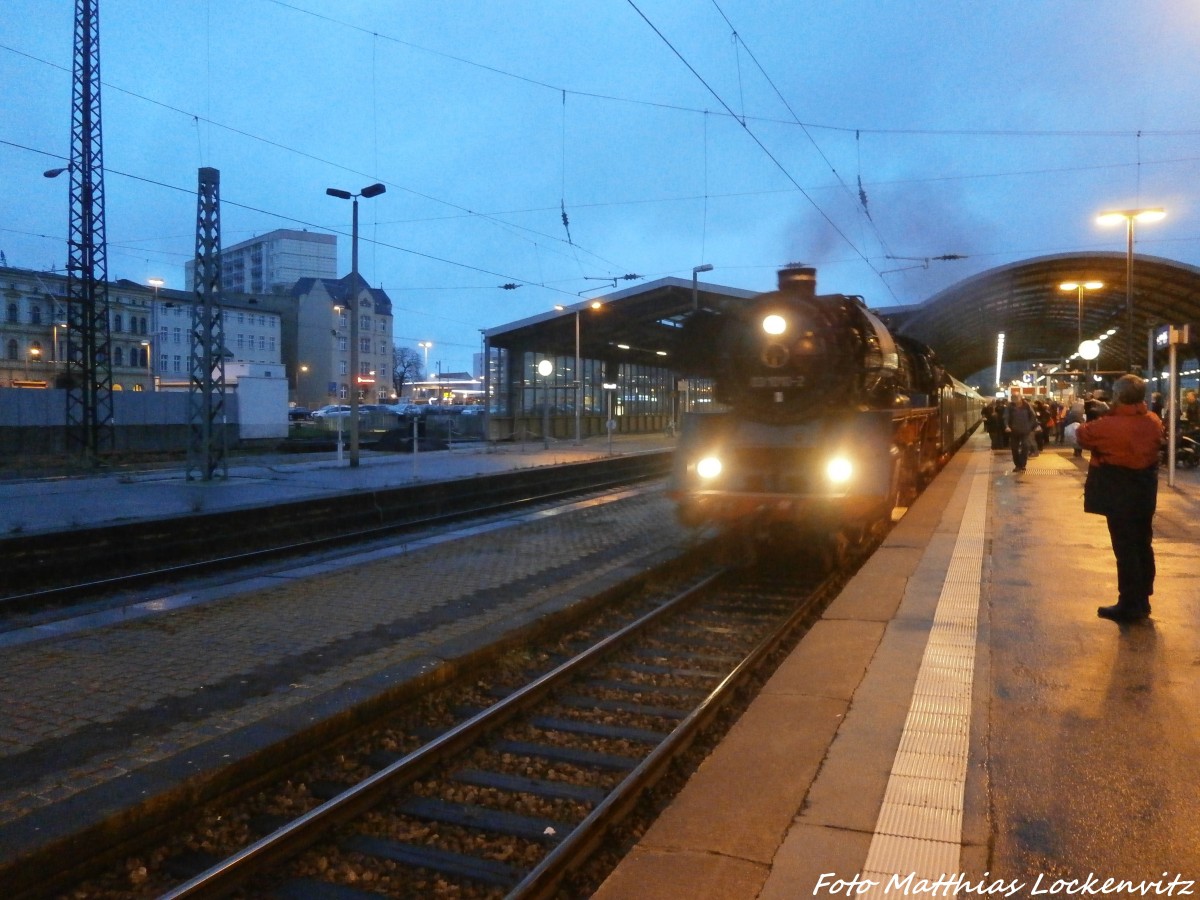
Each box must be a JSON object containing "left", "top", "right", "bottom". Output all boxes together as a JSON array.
[
  {"left": 280, "top": 273, "right": 396, "bottom": 410},
  {"left": 2, "top": 263, "right": 397, "bottom": 414},
  {"left": 185, "top": 228, "right": 337, "bottom": 296},
  {"left": 0, "top": 267, "right": 281, "bottom": 392}
]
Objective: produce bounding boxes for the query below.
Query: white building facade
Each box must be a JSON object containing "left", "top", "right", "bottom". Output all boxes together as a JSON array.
[
  {"left": 185, "top": 228, "right": 337, "bottom": 296},
  {"left": 0, "top": 267, "right": 281, "bottom": 393}
]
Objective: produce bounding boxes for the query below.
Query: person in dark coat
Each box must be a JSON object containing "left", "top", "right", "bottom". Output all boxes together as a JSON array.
[
  {"left": 984, "top": 401, "right": 1008, "bottom": 450},
  {"left": 1076, "top": 374, "right": 1162, "bottom": 622},
  {"left": 1003, "top": 395, "right": 1037, "bottom": 472}
]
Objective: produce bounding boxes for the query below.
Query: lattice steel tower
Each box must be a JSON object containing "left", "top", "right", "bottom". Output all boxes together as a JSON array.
[
  {"left": 63, "top": 0, "right": 115, "bottom": 459},
  {"left": 187, "top": 167, "right": 228, "bottom": 481}
]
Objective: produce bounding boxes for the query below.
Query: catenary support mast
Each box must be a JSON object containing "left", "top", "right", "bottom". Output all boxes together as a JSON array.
[
  {"left": 64, "top": 0, "right": 114, "bottom": 460},
  {"left": 187, "top": 167, "right": 228, "bottom": 481}
]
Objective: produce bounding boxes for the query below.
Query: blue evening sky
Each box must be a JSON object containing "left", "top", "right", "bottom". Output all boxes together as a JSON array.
[{"left": 3, "top": 0, "right": 1199, "bottom": 373}]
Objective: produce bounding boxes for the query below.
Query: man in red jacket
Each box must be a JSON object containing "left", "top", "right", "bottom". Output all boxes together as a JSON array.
[{"left": 1076, "top": 374, "right": 1162, "bottom": 622}]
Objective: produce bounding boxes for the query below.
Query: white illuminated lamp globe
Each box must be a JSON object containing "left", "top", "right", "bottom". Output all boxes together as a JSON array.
[
  {"left": 537, "top": 359, "right": 554, "bottom": 377},
  {"left": 762, "top": 314, "right": 787, "bottom": 335},
  {"left": 1078, "top": 340, "right": 1101, "bottom": 361}
]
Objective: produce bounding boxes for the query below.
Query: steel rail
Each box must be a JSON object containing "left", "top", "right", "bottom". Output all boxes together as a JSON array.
[{"left": 508, "top": 564, "right": 839, "bottom": 898}]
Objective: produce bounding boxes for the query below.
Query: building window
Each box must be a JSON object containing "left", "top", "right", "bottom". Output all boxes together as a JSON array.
[
  {"left": 5, "top": 303, "right": 17, "bottom": 324},
  {"left": 114, "top": 346, "right": 124, "bottom": 366},
  {"left": 173, "top": 355, "right": 182, "bottom": 373},
  {"left": 259, "top": 335, "right": 266, "bottom": 351},
  {"left": 173, "top": 327, "right": 182, "bottom": 344},
  {"left": 6, "top": 339, "right": 17, "bottom": 360},
  {"left": 31, "top": 305, "right": 43, "bottom": 325},
  {"left": 339, "top": 360, "right": 348, "bottom": 376}
]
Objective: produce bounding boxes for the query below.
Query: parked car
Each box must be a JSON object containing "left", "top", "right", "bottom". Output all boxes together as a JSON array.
[
  {"left": 288, "top": 406, "right": 312, "bottom": 421},
  {"left": 310, "top": 404, "right": 352, "bottom": 418},
  {"left": 384, "top": 403, "right": 425, "bottom": 416}
]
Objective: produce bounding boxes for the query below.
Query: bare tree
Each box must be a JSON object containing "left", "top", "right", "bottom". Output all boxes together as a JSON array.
[{"left": 393, "top": 344, "right": 424, "bottom": 398}]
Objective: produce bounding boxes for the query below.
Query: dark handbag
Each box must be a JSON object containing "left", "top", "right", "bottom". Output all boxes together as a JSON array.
[
  {"left": 1083, "top": 465, "right": 1114, "bottom": 515},
  {"left": 1084, "top": 464, "right": 1157, "bottom": 516}
]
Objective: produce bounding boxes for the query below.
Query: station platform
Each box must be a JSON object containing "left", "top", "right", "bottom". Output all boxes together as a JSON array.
[
  {"left": 595, "top": 432, "right": 1200, "bottom": 899},
  {"left": 0, "top": 433, "right": 672, "bottom": 539}
]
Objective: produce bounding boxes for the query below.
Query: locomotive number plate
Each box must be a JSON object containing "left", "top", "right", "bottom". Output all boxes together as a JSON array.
[{"left": 749, "top": 375, "right": 806, "bottom": 388}]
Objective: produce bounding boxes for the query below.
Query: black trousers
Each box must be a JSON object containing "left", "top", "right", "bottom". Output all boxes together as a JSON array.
[
  {"left": 1009, "top": 433, "right": 1030, "bottom": 469},
  {"left": 1106, "top": 512, "right": 1155, "bottom": 608}
]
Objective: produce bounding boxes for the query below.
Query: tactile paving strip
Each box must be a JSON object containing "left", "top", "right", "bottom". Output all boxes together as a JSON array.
[{"left": 859, "top": 449, "right": 990, "bottom": 893}]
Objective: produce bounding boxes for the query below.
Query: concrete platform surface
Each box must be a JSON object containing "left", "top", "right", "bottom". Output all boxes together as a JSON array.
[{"left": 0, "top": 433, "right": 671, "bottom": 538}]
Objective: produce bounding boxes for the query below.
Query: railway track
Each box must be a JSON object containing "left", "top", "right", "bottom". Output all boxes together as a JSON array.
[
  {"left": 0, "top": 451, "right": 671, "bottom": 616},
  {"left": 119, "top": 552, "right": 845, "bottom": 899}
]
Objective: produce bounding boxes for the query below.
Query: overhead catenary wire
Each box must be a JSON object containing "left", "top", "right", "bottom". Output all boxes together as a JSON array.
[{"left": 623, "top": 0, "right": 890, "bottom": 296}]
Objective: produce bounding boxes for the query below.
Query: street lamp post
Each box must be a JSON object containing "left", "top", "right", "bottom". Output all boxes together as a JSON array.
[
  {"left": 1097, "top": 207, "right": 1165, "bottom": 371},
  {"left": 419, "top": 341, "right": 432, "bottom": 396},
  {"left": 139, "top": 339, "right": 152, "bottom": 390},
  {"left": 147, "top": 278, "right": 163, "bottom": 391},
  {"left": 327, "top": 182, "right": 386, "bottom": 467}
]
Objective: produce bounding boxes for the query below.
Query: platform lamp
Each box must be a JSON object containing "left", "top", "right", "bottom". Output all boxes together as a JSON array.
[
  {"left": 326, "top": 182, "right": 386, "bottom": 467},
  {"left": 555, "top": 300, "right": 603, "bottom": 444},
  {"left": 692, "top": 263, "right": 713, "bottom": 312},
  {"left": 1059, "top": 280, "right": 1103, "bottom": 385},
  {"left": 1096, "top": 207, "right": 1165, "bottom": 371},
  {"left": 537, "top": 358, "right": 554, "bottom": 449}
]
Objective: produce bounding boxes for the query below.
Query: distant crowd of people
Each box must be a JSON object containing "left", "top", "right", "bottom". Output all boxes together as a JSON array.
[
  {"left": 982, "top": 387, "right": 1200, "bottom": 474},
  {"left": 982, "top": 393, "right": 1105, "bottom": 472}
]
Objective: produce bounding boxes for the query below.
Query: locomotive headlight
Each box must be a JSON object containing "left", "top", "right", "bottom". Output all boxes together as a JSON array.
[
  {"left": 825, "top": 456, "right": 853, "bottom": 484},
  {"left": 696, "top": 455, "right": 723, "bottom": 480},
  {"left": 762, "top": 314, "right": 787, "bottom": 336}
]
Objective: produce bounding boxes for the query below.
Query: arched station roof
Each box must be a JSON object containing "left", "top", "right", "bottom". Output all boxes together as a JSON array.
[{"left": 883, "top": 253, "right": 1200, "bottom": 382}]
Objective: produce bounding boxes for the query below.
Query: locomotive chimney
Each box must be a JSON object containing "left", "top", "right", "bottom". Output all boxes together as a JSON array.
[{"left": 777, "top": 265, "right": 816, "bottom": 299}]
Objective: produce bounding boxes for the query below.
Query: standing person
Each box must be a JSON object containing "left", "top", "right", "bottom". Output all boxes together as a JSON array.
[
  {"left": 1076, "top": 374, "right": 1162, "bottom": 622},
  {"left": 1003, "top": 394, "right": 1038, "bottom": 473},
  {"left": 1182, "top": 389, "right": 1199, "bottom": 429}
]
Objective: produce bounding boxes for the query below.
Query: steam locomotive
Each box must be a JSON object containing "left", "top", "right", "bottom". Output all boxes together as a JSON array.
[{"left": 669, "top": 266, "right": 982, "bottom": 548}]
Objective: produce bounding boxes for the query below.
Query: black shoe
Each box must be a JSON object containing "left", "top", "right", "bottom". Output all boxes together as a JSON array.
[{"left": 1097, "top": 603, "right": 1148, "bottom": 622}]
